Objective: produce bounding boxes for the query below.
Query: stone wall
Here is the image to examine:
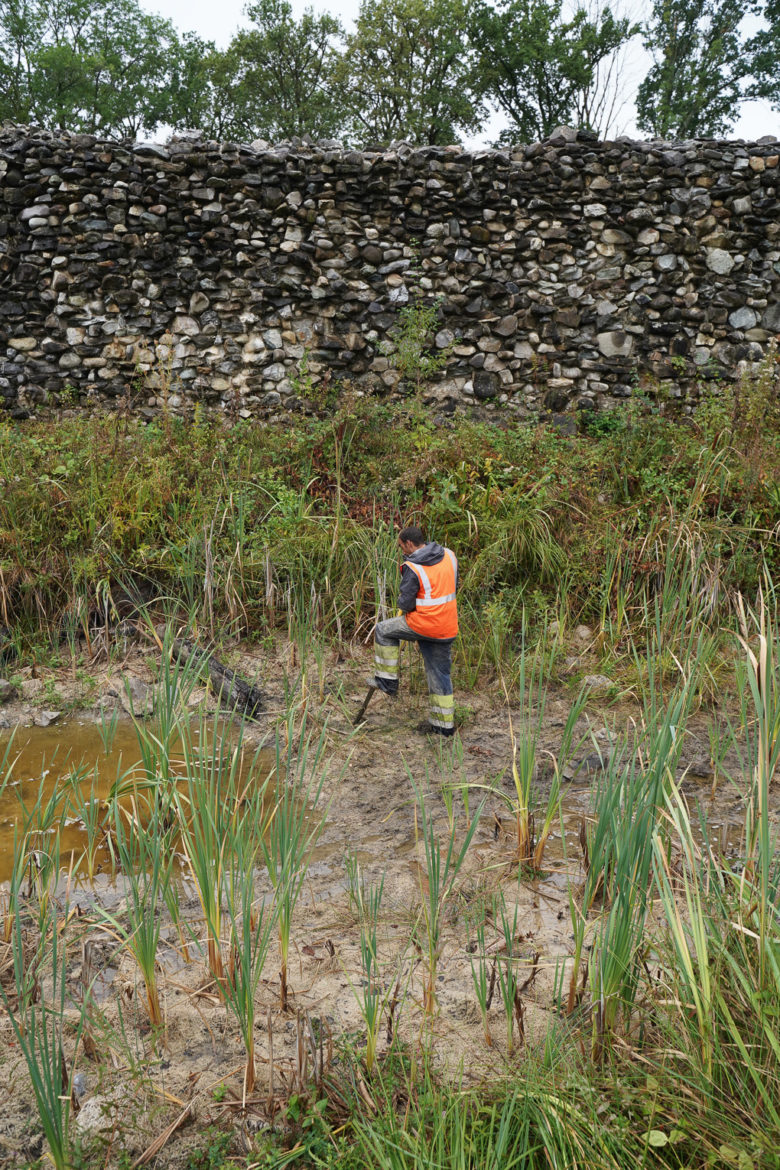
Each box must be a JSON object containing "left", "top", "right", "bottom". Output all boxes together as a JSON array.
[{"left": 1, "top": 124, "right": 779, "bottom": 422}]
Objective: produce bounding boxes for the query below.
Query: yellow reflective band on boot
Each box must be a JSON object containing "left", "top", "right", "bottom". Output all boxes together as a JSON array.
[
  {"left": 374, "top": 646, "right": 399, "bottom": 680},
  {"left": 429, "top": 692, "right": 455, "bottom": 730}
]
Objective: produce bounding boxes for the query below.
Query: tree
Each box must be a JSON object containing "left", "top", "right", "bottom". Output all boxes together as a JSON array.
[
  {"left": 338, "top": 0, "right": 483, "bottom": 146},
  {"left": 164, "top": 35, "right": 240, "bottom": 140},
  {"left": 212, "top": 0, "right": 346, "bottom": 142},
  {"left": 469, "top": 0, "right": 637, "bottom": 144},
  {"left": 636, "top": 0, "right": 753, "bottom": 139},
  {"left": 0, "top": 0, "right": 197, "bottom": 137},
  {"left": 747, "top": 0, "right": 780, "bottom": 111}
]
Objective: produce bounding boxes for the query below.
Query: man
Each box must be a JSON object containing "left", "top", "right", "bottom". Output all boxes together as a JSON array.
[{"left": 367, "top": 525, "right": 458, "bottom": 737}]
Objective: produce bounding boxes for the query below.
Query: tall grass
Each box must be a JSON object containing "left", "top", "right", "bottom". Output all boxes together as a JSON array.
[
  {"left": 410, "top": 774, "right": 483, "bottom": 1016},
  {"left": 221, "top": 787, "right": 277, "bottom": 1100},
  {"left": 495, "top": 627, "right": 588, "bottom": 870},
  {"left": 260, "top": 708, "right": 332, "bottom": 1011},
  {"left": 1, "top": 899, "right": 87, "bottom": 1170},
  {"left": 100, "top": 793, "right": 174, "bottom": 1028},
  {"left": 349, "top": 1055, "right": 646, "bottom": 1170},
  {"left": 648, "top": 585, "right": 780, "bottom": 1154},
  {"left": 2, "top": 391, "right": 777, "bottom": 661},
  {"left": 174, "top": 708, "right": 250, "bottom": 990}
]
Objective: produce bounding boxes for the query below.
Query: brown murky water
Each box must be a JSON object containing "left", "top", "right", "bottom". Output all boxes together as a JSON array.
[
  {"left": 0, "top": 718, "right": 274, "bottom": 885},
  {"left": 0, "top": 719, "right": 748, "bottom": 890}
]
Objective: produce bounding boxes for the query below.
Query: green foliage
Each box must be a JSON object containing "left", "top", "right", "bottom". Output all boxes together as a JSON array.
[
  {"left": 469, "top": 0, "right": 638, "bottom": 143},
  {"left": 393, "top": 298, "right": 451, "bottom": 392},
  {"left": 636, "top": 0, "right": 750, "bottom": 139},
  {"left": 186, "top": 1128, "right": 238, "bottom": 1170},
  {"left": 1, "top": 377, "right": 778, "bottom": 664},
  {"left": 338, "top": 0, "right": 483, "bottom": 146},
  {"left": 0, "top": 0, "right": 199, "bottom": 137},
  {"left": 212, "top": 0, "right": 347, "bottom": 142},
  {"left": 748, "top": 0, "right": 780, "bottom": 111}
]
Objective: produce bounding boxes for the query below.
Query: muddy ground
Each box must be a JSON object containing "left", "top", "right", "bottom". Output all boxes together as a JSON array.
[{"left": 0, "top": 632, "right": 775, "bottom": 1168}]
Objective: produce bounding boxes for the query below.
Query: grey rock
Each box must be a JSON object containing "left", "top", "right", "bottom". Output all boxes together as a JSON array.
[
  {"left": 762, "top": 303, "right": 780, "bottom": 331},
  {"left": 549, "top": 126, "right": 578, "bottom": 143},
  {"left": 706, "top": 248, "right": 735, "bottom": 274},
  {"left": 34, "top": 709, "right": 62, "bottom": 728},
  {"left": 687, "top": 758, "right": 715, "bottom": 779},
  {"left": 20, "top": 203, "right": 50, "bottom": 221},
  {"left": 728, "top": 307, "right": 758, "bottom": 329},
  {"left": 473, "top": 371, "right": 499, "bottom": 399},
  {"left": 0, "top": 679, "right": 15, "bottom": 703},
  {"left": 76, "top": 1092, "right": 125, "bottom": 1136},
  {"left": 597, "top": 331, "right": 633, "bottom": 357},
  {"left": 562, "top": 752, "right": 608, "bottom": 781},
  {"left": 263, "top": 362, "right": 287, "bottom": 381},
  {"left": 119, "top": 676, "right": 154, "bottom": 717},
  {"left": 494, "top": 315, "right": 518, "bottom": 337},
  {"left": 582, "top": 674, "right": 614, "bottom": 696},
  {"left": 550, "top": 413, "right": 577, "bottom": 436}
]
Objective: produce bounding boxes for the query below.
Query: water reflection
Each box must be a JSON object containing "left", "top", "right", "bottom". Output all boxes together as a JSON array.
[{"left": 0, "top": 718, "right": 274, "bottom": 885}]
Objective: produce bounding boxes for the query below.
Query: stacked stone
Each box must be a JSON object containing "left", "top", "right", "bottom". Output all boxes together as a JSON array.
[{"left": 1, "top": 124, "right": 778, "bottom": 421}]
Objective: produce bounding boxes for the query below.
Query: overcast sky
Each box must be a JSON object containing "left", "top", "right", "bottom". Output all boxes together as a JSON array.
[{"left": 141, "top": 0, "right": 780, "bottom": 145}]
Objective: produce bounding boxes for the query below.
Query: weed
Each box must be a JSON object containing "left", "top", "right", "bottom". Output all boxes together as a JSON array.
[{"left": 393, "top": 298, "right": 451, "bottom": 393}]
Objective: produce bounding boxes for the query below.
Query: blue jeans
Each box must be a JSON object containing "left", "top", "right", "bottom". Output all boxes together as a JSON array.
[{"left": 374, "top": 615, "right": 455, "bottom": 731}]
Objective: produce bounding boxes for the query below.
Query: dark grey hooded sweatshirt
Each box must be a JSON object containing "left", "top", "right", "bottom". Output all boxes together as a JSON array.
[{"left": 397, "top": 541, "right": 458, "bottom": 640}]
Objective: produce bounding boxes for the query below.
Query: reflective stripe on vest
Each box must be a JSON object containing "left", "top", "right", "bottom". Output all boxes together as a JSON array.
[{"left": 404, "top": 548, "right": 458, "bottom": 639}]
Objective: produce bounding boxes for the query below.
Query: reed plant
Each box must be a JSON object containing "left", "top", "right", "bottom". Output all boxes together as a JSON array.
[
  {"left": 221, "top": 788, "right": 277, "bottom": 1100},
  {"left": 410, "top": 774, "right": 483, "bottom": 1015},
  {"left": 96, "top": 703, "right": 120, "bottom": 754},
  {"left": 174, "top": 707, "right": 251, "bottom": 990},
  {"left": 2, "top": 826, "right": 28, "bottom": 944},
  {"left": 117, "top": 622, "right": 202, "bottom": 808},
  {"left": 344, "top": 858, "right": 386, "bottom": 1072},
  {"left": 260, "top": 707, "right": 331, "bottom": 1010},
  {"left": 651, "top": 794, "right": 780, "bottom": 1153},
  {"left": 99, "top": 793, "right": 174, "bottom": 1028},
  {"left": 584, "top": 669, "right": 697, "bottom": 1059},
  {"left": 653, "top": 785, "right": 716, "bottom": 1080},
  {"left": 13, "top": 779, "right": 70, "bottom": 935},
  {"left": 1, "top": 899, "right": 87, "bottom": 1170},
  {"left": 494, "top": 894, "right": 522, "bottom": 1056},
  {"left": 468, "top": 909, "right": 494, "bottom": 1048},
  {"left": 65, "top": 763, "right": 109, "bottom": 883},
  {"left": 495, "top": 629, "right": 588, "bottom": 870},
  {"left": 565, "top": 738, "right": 628, "bottom": 1015},
  {"left": 735, "top": 587, "right": 780, "bottom": 964}
]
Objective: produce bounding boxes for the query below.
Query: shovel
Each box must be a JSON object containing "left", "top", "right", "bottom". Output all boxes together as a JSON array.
[{"left": 353, "top": 682, "right": 378, "bottom": 725}]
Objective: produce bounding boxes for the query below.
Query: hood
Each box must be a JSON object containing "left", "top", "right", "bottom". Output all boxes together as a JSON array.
[{"left": 406, "top": 541, "right": 446, "bottom": 566}]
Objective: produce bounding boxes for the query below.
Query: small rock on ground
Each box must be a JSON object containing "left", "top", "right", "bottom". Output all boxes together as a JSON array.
[
  {"left": 34, "top": 708, "right": 61, "bottom": 727},
  {"left": 119, "top": 675, "right": 154, "bottom": 716}
]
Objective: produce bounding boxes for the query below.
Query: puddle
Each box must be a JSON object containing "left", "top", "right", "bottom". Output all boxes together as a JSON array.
[{"left": 0, "top": 717, "right": 274, "bottom": 885}]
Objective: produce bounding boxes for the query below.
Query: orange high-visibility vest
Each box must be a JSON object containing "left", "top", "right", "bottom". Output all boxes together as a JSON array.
[{"left": 403, "top": 549, "right": 458, "bottom": 639}]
